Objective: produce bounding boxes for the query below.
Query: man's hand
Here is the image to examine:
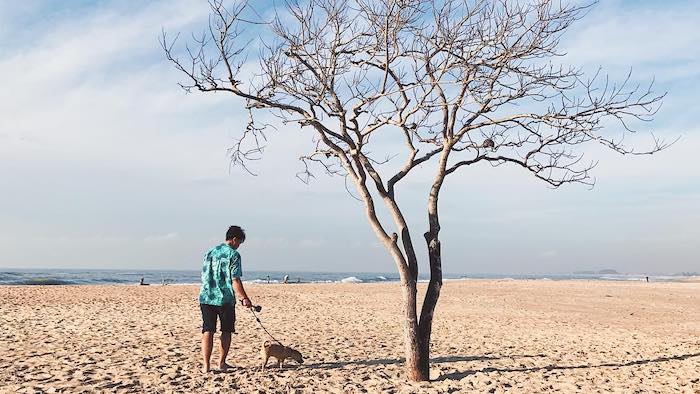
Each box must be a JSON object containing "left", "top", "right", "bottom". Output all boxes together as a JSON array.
[{"left": 232, "top": 277, "right": 252, "bottom": 308}]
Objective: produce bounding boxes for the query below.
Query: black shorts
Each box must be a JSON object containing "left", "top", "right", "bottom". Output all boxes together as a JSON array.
[{"left": 200, "top": 303, "right": 235, "bottom": 333}]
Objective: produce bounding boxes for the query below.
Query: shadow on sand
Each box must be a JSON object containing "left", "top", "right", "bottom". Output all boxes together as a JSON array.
[
  {"left": 305, "top": 352, "right": 700, "bottom": 379},
  {"left": 306, "top": 354, "right": 545, "bottom": 370},
  {"left": 438, "top": 352, "right": 700, "bottom": 381}
]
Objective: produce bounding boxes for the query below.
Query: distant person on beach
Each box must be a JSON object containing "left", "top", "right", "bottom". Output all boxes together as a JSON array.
[
  {"left": 283, "top": 275, "right": 289, "bottom": 284},
  {"left": 139, "top": 277, "right": 149, "bottom": 286},
  {"left": 199, "top": 225, "right": 253, "bottom": 373}
]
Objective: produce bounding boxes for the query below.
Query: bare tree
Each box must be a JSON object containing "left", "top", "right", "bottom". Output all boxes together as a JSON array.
[{"left": 163, "top": 0, "right": 670, "bottom": 381}]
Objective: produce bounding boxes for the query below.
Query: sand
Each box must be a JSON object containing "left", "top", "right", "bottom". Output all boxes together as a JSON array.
[{"left": 1, "top": 280, "right": 699, "bottom": 393}]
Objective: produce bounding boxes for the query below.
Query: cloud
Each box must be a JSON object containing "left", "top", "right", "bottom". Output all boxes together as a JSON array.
[
  {"left": 32, "top": 234, "right": 132, "bottom": 244},
  {"left": 144, "top": 232, "right": 180, "bottom": 243},
  {"left": 562, "top": 1, "right": 700, "bottom": 77},
  {"left": 245, "top": 237, "right": 291, "bottom": 247},
  {"left": 0, "top": 1, "right": 227, "bottom": 166},
  {"left": 560, "top": 1, "right": 700, "bottom": 132},
  {"left": 540, "top": 250, "right": 558, "bottom": 258},
  {"left": 298, "top": 239, "right": 325, "bottom": 248}
]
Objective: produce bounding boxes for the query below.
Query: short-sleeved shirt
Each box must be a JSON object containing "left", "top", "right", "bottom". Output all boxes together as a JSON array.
[{"left": 199, "top": 243, "right": 242, "bottom": 306}]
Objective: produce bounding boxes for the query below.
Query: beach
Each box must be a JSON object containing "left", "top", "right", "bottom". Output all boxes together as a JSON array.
[{"left": 1, "top": 280, "right": 699, "bottom": 393}]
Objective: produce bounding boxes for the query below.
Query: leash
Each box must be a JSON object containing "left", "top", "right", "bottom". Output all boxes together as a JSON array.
[{"left": 249, "top": 306, "right": 284, "bottom": 347}]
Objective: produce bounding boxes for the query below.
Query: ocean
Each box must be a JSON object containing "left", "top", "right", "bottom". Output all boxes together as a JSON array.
[{"left": 0, "top": 269, "right": 689, "bottom": 286}]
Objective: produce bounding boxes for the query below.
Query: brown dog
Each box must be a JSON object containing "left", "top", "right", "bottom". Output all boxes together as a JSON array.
[{"left": 261, "top": 341, "right": 304, "bottom": 370}]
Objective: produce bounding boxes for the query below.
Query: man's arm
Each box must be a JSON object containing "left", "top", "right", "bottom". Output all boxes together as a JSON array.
[
  {"left": 229, "top": 252, "right": 251, "bottom": 307},
  {"left": 232, "top": 277, "right": 252, "bottom": 308}
]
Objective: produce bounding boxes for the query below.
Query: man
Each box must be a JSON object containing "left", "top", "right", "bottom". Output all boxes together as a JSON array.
[{"left": 199, "top": 225, "right": 253, "bottom": 373}]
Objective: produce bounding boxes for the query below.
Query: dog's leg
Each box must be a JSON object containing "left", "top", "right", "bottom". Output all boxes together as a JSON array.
[
  {"left": 261, "top": 355, "right": 269, "bottom": 371},
  {"left": 277, "top": 357, "right": 283, "bottom": 368}
]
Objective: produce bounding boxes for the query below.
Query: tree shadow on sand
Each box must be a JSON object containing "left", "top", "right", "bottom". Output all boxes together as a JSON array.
[
  {"left": 438, "top": 352, "right": 700, "bottom": 381},
  {"left": 306, "top": 354, "right": 546, "bottom": 370}
]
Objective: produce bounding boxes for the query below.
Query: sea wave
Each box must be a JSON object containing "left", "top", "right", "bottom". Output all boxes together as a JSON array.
[
  {"left": 245, "top": 279, "right": 282, "bottom": 284},
  {"left": 4, "top": 269, "right": 687, "bottom": 286},
  {"left": 94, "top": 278, "right": 132, "bottom": 284},
  {"left": 13, "top": 278, "right": 78, "bottom": 286}
]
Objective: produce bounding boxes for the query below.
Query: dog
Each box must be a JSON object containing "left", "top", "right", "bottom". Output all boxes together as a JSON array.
[{"left": 261, "top": 341, "right": 304, "bottom": 370}]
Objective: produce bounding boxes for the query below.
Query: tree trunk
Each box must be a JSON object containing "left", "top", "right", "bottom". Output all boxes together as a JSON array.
[
  {"left": 401, "top": 279, "right": 430, "bottom": 381},
  {"left": 401, "top": 232, "right": 443, "bottom": 381}
]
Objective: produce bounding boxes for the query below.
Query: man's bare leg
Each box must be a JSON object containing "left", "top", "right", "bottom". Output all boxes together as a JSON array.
[
  {"left": 218, "top": 332, "right": 232, "bottom": 370},
  {"left": 201, "top": 331, "right": 214, "bottom": 373}
]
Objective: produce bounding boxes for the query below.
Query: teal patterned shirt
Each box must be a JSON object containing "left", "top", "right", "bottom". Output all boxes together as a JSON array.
[{"left": 199, "top": 243, "right": 242, "bottom": 306}]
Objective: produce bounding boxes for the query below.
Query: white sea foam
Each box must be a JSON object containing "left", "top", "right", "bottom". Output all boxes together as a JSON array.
[
  {"left": 244, "top": 279, "right": 281, "bottom": 284},
  {"left": 600, "top": 276, "right": 644, "bottom": 281},
  {"left": 339, "top": 276, "right": 363, "bottom": 283}
]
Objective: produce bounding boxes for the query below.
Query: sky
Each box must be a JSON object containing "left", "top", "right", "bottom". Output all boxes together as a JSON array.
[{"left": 0, "top": 0, "right": 698, "bottom": 274}]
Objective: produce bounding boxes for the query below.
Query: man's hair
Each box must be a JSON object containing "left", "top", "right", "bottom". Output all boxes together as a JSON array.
[{"left": 226, "top": 225, "right": 246, "bottom": 242}]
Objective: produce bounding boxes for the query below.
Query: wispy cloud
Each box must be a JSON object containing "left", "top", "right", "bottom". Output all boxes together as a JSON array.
[
  {"left": 563, "top": 1, "right": 700, "bottom": 75},
  {"left": 144, "top": 232, "right": 180, "bottom": 243},
  {"left": 540, "top": 250, "right": 558, "bottom": 259},
  {"left": 298, "top": 239, "right": 325, "bottom": 248}
]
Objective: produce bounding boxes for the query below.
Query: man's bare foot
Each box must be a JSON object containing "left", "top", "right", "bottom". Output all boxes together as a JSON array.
[{"left": 218, "top": 362, "right": 234, "bottom": 371}]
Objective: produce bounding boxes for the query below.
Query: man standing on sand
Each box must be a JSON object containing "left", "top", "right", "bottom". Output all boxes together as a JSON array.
[{"left": 199, "top": 225, "right": 253, "bottom": 373}]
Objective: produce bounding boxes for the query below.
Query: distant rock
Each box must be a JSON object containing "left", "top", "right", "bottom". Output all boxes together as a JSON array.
[{"left": 670, "top": 271, "right": 699, "bottom": 277}]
